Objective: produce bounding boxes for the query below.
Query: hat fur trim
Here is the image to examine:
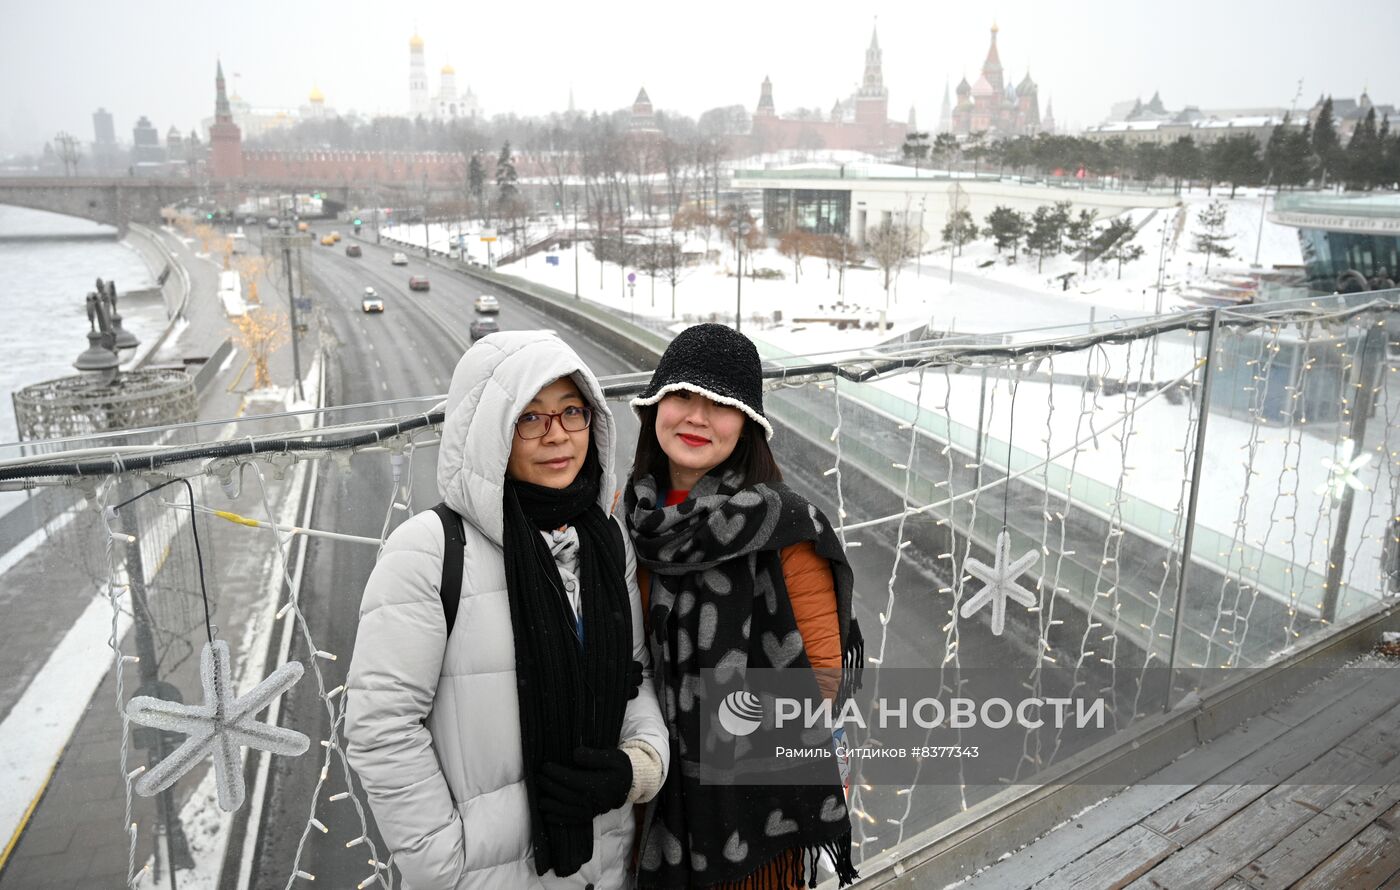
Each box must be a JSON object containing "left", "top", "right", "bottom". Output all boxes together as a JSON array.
[{"left": 629, "top": 382, "right": 774, "bottom": 441}]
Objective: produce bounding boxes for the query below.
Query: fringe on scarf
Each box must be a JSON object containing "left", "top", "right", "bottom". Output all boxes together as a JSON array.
[
  {"left": 699, "top": 832, "right": 860, "bottom": 890},
  {"left": 839, "top": 617, "right": 865, "bottom": 705}
]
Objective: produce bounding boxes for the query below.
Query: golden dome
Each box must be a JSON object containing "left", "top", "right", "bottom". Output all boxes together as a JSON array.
[
  {"left": 409, "top": 33, "right": 424, "bottom": 50},
  {"left": 441, "top": 63, "right": 455, "bottom": 75},
  {"left": 309, "top": 85, "right": 324, "bottom": 102}
]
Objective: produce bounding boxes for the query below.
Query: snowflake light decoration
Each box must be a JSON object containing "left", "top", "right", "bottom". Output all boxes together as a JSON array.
[
  {"left": 959, "top": 529, "right": 1039, "bottom": 637},
  {"left": 1315, "top": 438, "right": 1371, "bottom": 501},
  {"left": 125, "top": 640, "right": 309, "bottom": 812}
]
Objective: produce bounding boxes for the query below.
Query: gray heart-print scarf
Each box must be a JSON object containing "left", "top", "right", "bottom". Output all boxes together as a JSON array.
[{"left": 627, "top": 469, "right": 862, "bottom": 889}]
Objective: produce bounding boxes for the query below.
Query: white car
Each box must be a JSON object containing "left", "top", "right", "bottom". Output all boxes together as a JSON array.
[
  {"left": 391, "top": 252, "right": 408, "bottom": 265},
  {"left": 361, "top": 287, "right": 385, "bottom": 313},
  {"left": 473, "top": 294, "right": 500, "bottom": 314}
]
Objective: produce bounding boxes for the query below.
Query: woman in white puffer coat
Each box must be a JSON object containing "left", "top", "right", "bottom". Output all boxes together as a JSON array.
[{"left": 346, "top": 332, "right": 669, "bottom": 889}]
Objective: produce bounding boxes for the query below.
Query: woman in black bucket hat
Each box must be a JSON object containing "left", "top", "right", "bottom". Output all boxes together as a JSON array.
[{"left": 624, "top": 324, "right": 863, "bottom": 889}]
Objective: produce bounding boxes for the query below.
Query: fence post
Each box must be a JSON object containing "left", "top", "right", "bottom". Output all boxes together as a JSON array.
[
  {"left": 1165, "top": 309, "right": 1221, "bottom": 712},
  {"left": 1321, "top": 321, "right": 1386, "bottom": 620}
]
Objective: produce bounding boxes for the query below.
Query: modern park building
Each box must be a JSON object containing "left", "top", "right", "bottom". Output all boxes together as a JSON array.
[
  {"left": 738, "top": 165, "right": 1176, "bottom": 246},
  {"left": 1269, "top": 193, "right": 1400, "bottom": 292}
]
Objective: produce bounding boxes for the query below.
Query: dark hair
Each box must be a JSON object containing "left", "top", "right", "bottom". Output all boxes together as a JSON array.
[{"left": 630, "top": 403, "right": 782, "bottom": 491}]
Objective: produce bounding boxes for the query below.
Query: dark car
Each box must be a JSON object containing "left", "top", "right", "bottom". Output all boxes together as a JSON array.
[
  {"left": 408, "top": 275, "right": 430, "bottom": 291},
  {"left": 346, "top": 244, "right": 362, "bottom": 257},
  {"left": 469, "top": 318, "right": 500, "bottom": 340}
]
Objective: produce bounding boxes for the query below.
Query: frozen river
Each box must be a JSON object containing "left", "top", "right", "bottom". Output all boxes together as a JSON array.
[{"left": 0, "top": 205, "right": 161, "bottom": 445}]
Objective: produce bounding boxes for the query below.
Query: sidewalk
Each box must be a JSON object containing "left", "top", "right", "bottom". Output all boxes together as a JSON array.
[{"left": 0, "top": 227, "right": 321, "bottom": 888}]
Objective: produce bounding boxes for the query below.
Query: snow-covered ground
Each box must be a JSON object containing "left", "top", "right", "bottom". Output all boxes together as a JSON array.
[
  {"left": 488, "top": 192, "right": 1304, "bottom": 350},
  {"left": 483, "top": 194, "right": 1387, "bottom": 631}
]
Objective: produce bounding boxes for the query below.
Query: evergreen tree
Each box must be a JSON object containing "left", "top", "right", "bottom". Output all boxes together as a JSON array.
[
  {"left": 1026, "top": 205, "right": 1059, "bottom": 272},
  {"left": 1099, "top": 218, "right": 1145, "bottom": 279},
  {"left": 1312, "top": 97, "right": 1341, "bottom": 187},
  {"left": 940, "top": 208, "right": 976, "bottom": 256},
  {"left": 467, "top": 155, "right": 486, "bottom": 215},
  {"left": 902, "top": 130, "right": 931, "bottom": 174},
  {"left": 1134, "top": 142, "right": 1165, "bottom": 183},
  {"left": 983, "top": 205, "right": 1028, "bottom": 257},
  {"left": 1344, "top": 107, "right": 1379, "bottom": 189},
  {"left": 1226, "top": 133, "right": 1271, "bottom": 195},
  {"left": 1065, "top": 208, "right": 1100, "bottom": 275},
  {"left": 1193, "top": 200, "right": 1234, "bottom": 275},
  {"left": 1164, "top": 136, "right": 1202, "bottom": 194},
  {"left": 1280, "top": 121, "right": 1316, "bottom": 188},
  {"left": 932, "top": 133, "right": 960, "bottom": 171},
  {"left": 495, "top": 141, "right": 519, "bottom": 201},
  {"left": 1264, "top": 122, "right": 1287, "bottom": 186},
  {"left": 1050, "top": 201, "right": 1072, "bottom": 252},
  {"left": 1382, "top": 117, "right": 1400, "bottom": 190},
  {"left": 1205, "top": 138, "right": 1230, "bottom": 195}
]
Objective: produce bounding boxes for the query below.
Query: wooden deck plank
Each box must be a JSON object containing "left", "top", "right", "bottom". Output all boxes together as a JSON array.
[
  {"left": 1140, "top": 674, "right": 1400, "bottom": 847},
  {"left": 1239, "top": 781, "right": 1400, "bottom": 888},
  {"left": 1031, "top": 826, "right": 1177, "bottom": 890},
  {"left": 1236, "top": 701, "right": 1400, "bottom": 887},
  {"left": 1292, "top": 799, "right": 1400, "bottom": 890},
  {"left": 1125, "top": 745, "right": 1382, "bottom": 890},
  {"left": 960, "top": 667, "right": 1392, "bottom": 890}
]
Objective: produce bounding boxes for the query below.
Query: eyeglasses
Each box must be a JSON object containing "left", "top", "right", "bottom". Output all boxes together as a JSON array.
[{"left": 515, "top": 405, "right": 593, "bottom": 439}]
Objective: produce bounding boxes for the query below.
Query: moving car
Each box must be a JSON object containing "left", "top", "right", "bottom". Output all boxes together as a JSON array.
[
  {"left": 361, "top": 287, "right": 384, "bottom": 313},
  {"left": 265, "top": 217, "right": 280, "bottom": 229},
  {"left": 469, "top": 318, "right": 500, "bottom": 340},
  {"left": 330, "top": 231, "right": 341, "bottom": 242},
  {"left": 391, "top": 252, "right": 408, "bottom": 265},
  {"left": 346, "top": 244, "right": 362, "bottom": 257},
  {"left": 473, "top": 294, "right": 500, "bottom": 314},
  {"left": 244, "top": 215, "right": 258, "bottom": 226},
  {"left": 298, "top": 221, "right": 310, "bottom": 233},
  {"left": 408, "top": 276, "right": 430, "bottom": 291},
  {"left": 320, "top": 235, "right": 336, "bottom": 246}
]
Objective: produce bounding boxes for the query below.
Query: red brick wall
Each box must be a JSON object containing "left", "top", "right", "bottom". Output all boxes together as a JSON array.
[{"left": 237, "top": 149, "right": 470, "bottom": 184}]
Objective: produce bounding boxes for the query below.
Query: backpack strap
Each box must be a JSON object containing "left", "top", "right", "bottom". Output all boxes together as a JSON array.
[{"left": 432, "top": 502, "right": 464, "bottom": 634}]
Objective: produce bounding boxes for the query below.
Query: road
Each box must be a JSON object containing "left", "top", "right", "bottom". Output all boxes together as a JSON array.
[{"left": 243, "top": 231, "right": 1028, "bottom": 886}]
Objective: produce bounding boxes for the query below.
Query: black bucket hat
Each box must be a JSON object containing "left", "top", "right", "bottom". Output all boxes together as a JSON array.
[{"left": 629, "top": 323, "right": 773, "bottom": 440}]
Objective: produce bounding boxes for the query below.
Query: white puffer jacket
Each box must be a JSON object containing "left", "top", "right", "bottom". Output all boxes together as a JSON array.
[{"left": 346, "top": 332, "right": 669, "bottom": 889}]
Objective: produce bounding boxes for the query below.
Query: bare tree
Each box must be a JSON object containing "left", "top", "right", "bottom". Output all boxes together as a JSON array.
[
  {"left": 866, "top": 223, "right": 924, "bottom": 305},
  {"left": 777, "top": 230, "right": 815, "bottom": 284},
  {"left": 814, "top": 232, "right": 860, "bottom": 296},
  {"left": 231, "top": 307, "right": 288, "bottom": 389},
  {"left": 659, "top": 134, "right": 691, "bottom": 223},
  {"left": 656, "top": 237, "right": 688, "bottom": 317}
]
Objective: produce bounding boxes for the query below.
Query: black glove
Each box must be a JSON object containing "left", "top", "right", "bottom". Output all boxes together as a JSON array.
[
  {"left": 627, "top": 659, "right": 644, "bottom": 700},
  {"left": 537, "top": 746, "right": 633, "bottom": 824}
]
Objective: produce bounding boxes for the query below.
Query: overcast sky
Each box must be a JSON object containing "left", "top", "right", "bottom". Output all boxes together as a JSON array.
[{"left": 3, "top": 0, "right": 1398, "bottom": 154}]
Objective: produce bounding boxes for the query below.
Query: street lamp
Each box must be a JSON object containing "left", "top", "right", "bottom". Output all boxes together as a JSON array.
[
  {"left": 74, "top": 288, "right": 123, "bottom": 387},
  {"left": 99, "top": 279, "right": 141, "bottom": 359},
  {"left": 728, "top": 204, "right": 752, "bottom": 332}
]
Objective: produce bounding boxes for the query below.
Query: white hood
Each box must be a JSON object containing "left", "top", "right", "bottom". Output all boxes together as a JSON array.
[{"left": 435, "top": 332, "right": 617, "bottom": 545}]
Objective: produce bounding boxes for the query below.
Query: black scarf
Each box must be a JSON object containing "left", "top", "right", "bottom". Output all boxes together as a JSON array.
[
  {"left": 502, "top": 446, "right": 633, "bottom": 877},
  {"left": 627, "top": 469, "right": 863, "bottom": 889}
]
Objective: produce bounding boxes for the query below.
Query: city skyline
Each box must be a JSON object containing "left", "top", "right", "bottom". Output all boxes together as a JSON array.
[{"left": 2, "top": 0, "right": 1399, "bottom": 155}]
